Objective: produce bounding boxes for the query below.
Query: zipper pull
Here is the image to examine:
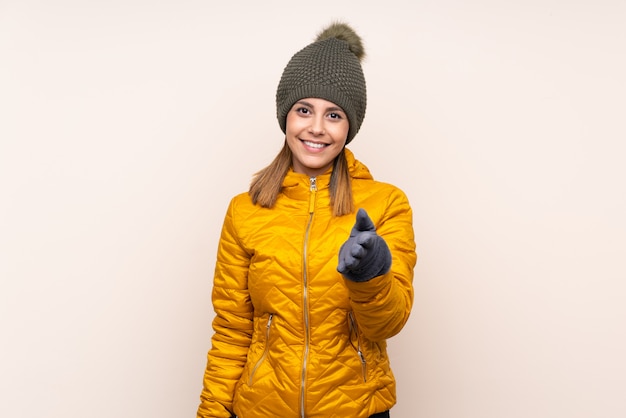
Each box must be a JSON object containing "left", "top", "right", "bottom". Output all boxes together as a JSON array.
[
  {"left": 358, "top": 349, "right": 366, "bottom": 365},
  {"left": 308, "top": 177, "right": 317, "bottom": 213},
  {"left": 358, "top": 349, "right": 367, "bottom": 382}
]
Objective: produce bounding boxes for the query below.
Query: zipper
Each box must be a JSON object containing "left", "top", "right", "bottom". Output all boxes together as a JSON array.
[
  {"left": 348, "top": 311, "right": 367, "bottom": 383},
  {"left": 300, "top": 177, "right": 316, "bottom": 418},
  {"left": 248, "top": 313, "right": 274, "bottom": 385}
]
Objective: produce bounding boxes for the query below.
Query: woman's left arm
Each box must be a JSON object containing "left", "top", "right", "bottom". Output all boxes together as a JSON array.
[{"left": 342, "top": 188, "right": 417, "bottom": 341}]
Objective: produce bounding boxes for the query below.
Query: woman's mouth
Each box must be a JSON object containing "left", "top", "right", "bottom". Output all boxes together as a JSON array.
[{"left": 302, "top": 140, "right": 327, "bottom": 149}]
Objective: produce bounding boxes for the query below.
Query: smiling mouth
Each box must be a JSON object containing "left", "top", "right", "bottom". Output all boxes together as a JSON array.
[{"left": 301, "top": 139, "right": 328, "bottom": 149}]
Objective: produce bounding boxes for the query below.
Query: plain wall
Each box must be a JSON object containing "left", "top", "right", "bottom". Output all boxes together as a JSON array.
[{"left": 1, "top": 0, "right": 625, "bottom": 417}]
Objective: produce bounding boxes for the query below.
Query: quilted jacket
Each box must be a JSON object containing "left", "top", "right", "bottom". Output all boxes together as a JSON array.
[{"left": 197, "top": 149, "right": 417, "bottom": 418}]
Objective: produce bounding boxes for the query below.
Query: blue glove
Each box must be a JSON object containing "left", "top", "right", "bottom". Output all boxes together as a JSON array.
[{"left": 337, "top": 208, "right": 392, "bottom": 282}]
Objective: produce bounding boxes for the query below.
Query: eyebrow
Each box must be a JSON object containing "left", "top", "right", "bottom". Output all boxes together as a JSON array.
[{"left": 296, "top": 100, "right": 345, "bottom": 113}]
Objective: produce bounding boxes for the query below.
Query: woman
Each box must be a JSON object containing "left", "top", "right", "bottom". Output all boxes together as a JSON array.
[{"left": 197, "top": 22, "right": 417, "bottom": 418}]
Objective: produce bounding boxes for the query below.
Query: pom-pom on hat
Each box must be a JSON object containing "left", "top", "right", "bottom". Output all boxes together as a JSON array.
[{"left": 276, "top": 22, "right": 367, "bottom": 144}]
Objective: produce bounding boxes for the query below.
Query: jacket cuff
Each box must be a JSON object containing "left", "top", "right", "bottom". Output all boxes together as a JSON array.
[{"left": 342, "top": 272, "right": 391, "bottom": 303}]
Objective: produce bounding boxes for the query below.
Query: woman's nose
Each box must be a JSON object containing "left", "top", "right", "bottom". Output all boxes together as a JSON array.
[{"left": 309, "top": 117, "right": 326, "bottom": 135}]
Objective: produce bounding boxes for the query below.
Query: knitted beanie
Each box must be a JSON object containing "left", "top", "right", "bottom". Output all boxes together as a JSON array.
[{"left": 276, "top": 22, "right": 367, "bottom": 144}]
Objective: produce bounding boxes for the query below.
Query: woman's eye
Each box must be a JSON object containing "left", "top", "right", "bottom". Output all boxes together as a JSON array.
[
  {"left": 297, "top": 107, "right": 310, "bottom": 114},
  {"left": 328, "top": 112, "right": 342, "bottom": 119}
]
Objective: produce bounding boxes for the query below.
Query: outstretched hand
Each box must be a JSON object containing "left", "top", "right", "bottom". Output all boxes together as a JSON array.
[{"left": 337, "top": 208, "right": 392, "bottom": 282}]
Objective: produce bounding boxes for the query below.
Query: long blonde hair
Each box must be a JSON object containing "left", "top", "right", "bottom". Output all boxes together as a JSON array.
[{"left": 249, "top": 143, "right": 354, "bottom": 217}]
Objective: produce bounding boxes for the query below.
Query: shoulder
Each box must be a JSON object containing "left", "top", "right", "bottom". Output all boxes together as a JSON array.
[
  {"left": 230, "top": 191, "right": 254, "bottom": 207},
  {"left": 226, "top": 191, "right": 269, "bottom": 219},
  {"left": 353, "top": 177, "right": 410, "bottom": 204},
  {"left": 221, "top": 192, "right": 258, "bottom": 223}
]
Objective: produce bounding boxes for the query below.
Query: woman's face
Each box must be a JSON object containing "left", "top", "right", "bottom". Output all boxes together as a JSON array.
[{"left": 285, "top": 97, "right": 349, "bottom": 177}]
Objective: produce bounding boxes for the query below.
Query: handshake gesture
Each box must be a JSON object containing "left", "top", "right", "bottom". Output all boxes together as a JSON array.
[{"left": 337, "top": 208, "right": 392, "bottom": 282}]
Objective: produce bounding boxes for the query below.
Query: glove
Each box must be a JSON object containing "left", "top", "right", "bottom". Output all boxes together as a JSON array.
[{"left": 337, "top": 208, "right": 392, "bottom": 282}]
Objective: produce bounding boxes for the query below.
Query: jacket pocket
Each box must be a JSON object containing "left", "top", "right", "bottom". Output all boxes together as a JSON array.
[
  {"left": 348, "top": 311, "right": 367, "bottom": 383},
  {"left": 248, "top": 313, "right": 274, "bottom": 385}
]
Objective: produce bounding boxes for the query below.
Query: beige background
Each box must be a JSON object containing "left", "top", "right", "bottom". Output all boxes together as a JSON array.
[{"left": 1, "top": 0, "right": 625, "bottom": 417}]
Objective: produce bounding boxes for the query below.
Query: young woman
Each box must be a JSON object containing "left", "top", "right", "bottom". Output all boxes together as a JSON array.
[{"left": 197, "top": 22, "right": 417, "bottom": 418}]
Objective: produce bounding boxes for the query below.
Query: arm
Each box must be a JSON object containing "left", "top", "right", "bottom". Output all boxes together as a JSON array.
[
  {"left": 339, "top": 189, "right": 417, "bottom": 341},
  {"left": 197, "top": 198, "right": 253, "bottom": 418}
]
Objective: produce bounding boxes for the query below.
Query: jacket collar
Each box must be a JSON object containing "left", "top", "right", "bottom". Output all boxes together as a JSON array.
[{"left": 281, "top": 148, "right": 373, "bottom": 201}]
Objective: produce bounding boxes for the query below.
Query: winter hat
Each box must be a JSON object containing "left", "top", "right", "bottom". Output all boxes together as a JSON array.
[{"left": 276, "top": 22, "right": 367, "bottom": 144}]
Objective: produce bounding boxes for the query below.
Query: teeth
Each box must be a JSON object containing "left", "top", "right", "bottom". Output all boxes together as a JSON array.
[{"left": 303, "top": 140, "right": 326, "bottom": 149}]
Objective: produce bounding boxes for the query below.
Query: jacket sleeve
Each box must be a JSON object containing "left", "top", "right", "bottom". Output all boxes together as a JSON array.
[
  {"left": 343, "top": 187, "right": 417, "bottom": 342},
  {"left": 197, "top": 198, "right": 253, "bottom": 418}
]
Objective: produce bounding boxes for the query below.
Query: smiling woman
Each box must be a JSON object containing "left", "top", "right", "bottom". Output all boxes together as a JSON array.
[
  {"left": 196, "top": 22, "right": 416, "bottom": 418},
  {"left": 285, "top": 98, "right": 350, "bottom": 177}
]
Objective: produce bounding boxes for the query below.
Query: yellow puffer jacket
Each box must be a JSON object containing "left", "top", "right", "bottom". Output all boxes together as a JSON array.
[{"left": 198, "top": 149, "right": 417, "bottom": 418}]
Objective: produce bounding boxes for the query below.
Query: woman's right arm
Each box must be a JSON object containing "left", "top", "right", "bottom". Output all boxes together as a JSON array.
[{"left": 197, "top": 198, "right": 253, "bottom": 418}]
